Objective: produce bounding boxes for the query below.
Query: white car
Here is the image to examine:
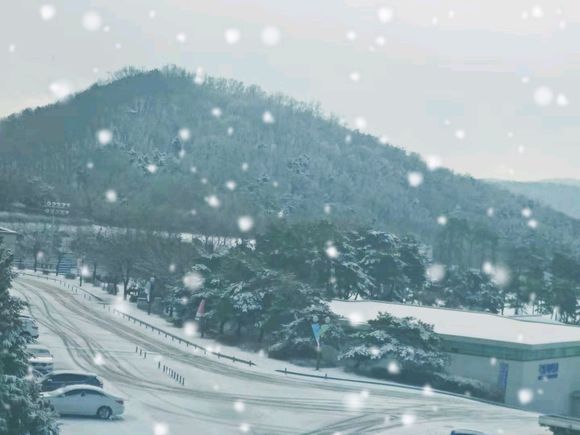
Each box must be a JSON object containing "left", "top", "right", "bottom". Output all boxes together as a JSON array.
[
  {"left": 42, "top": 385, "right": 125, "bottom": 419},
  {"left": 19, "top": 314, "right": 39, "bottom": 339},
  {"left": 27, "top": 345, "right": 54, "bottom": 374}
]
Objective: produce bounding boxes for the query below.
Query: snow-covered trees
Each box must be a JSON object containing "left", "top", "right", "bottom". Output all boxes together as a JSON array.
[
  {"left": 0, "top": 241, "right": 56, "bottom": 434},
  {"left": 339, "top": 313, "right": 446, "bottom": 381}
]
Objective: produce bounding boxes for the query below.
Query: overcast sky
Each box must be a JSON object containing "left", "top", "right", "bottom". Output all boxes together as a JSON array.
[{"left": 1, "top": 0, "right": 579, "bottom": 181}]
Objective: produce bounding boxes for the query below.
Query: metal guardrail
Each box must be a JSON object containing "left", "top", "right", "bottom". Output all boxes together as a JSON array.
[
  {"left": 17, "top": 270, "right": 103, "bottom": 302},
  {"left": 102, "top": 304, "right": 255, "bottom": 367},
  {"left": 17, "top": 269, "right": 256, "bottom": 367}
]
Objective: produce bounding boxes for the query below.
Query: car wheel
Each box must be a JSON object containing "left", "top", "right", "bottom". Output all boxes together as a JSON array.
[{"left": 97, "top": 406, "right": 112, "bottom": 420}]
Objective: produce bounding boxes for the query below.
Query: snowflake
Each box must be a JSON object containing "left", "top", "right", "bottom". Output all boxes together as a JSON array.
[
  {"left": 93, "top": 353, "right": 105, "bottom": 366},
  {"left": 517, "top": 145, "right": 525, "bottom": 154},
  {"left": 194, "top": 67, "right": 205, "bottom": 85},
  {"left": 149, "top": 10, "right": 156, "bottom": 19},
  {"left": 531, "top": 5, "right": 544, "bottom": 18},
  {"left": 521, "top": 76, "right": 530, "bottom": 84},
  {"left": 211, "top": 107, "right": 222, "bottom": 118},
  {"left": 227, "top": 126, "right": 234, "bottom": 136},
  {"left": 379, "top": 135, "right": 389, "bottom": 145},
  {"left": 455, "top": 129, "right": 466, "bottom": 140},
  {"left": 183, "top": 271, "right": 204, "bottom": 291},
  {"left": 241, "top": 162, "right": 249, "bottom": 171},
  {"left": 239, "top": 423, "right": 250, "bottom": 433},
  {"left": 8, "top": 44, "right": 16, "bottom": 53},
  {"left": 490, "top": 357, "right": 497, "bottom": 366},
  {"left": 534, "top": 86, "right": 553, "bottom": 106},
  {"left": 97, "top": 129, "right": 113, "bottom": 145},
  {"left": 114, "top": 42, "right": 122, "bottom": 50},
  {"left": 49, "top": 81, "right": 72, "bottom": 100},
  {"left": 437, "top": 215, "right": 447, "bottom": 225},
  {"left": 183, "top": 321, "right": 197, "bottom": 337},
  {"left": 205, "top": 195, "right": 220, "bottom": 208},
  {"left": 349, "top": 72, "right": 361, "bottom": 82},
  {"left": 448, "top": 10, "right": 455, "bottom": 18},
  {"left": 422, "top": 385, "right": 434, "bottom": 397},
  {"left": 407, "top": 172, "right": 423, "bottom": 187},
  {"left": 521, "top": 207, "right": 532, "bottom": 218},
  {"left": 426, "top": 155, "right": 442, "bottom": 171},
  {"left": 432, "top": 16, "right": 439, "bottom": 26},
  {"left": 105, "top": 190, "right": 117, "bottom": 203},
  {"left": 326, "top": 245, "right": 339, "bottom": 258},
  {"left": 87, "top": 161, "right": 94, "bottom": 170},
  {"left": 224, "top": 28, "right": 241, "bottom": 44},
  {"left": 176, "top": 33, "right": 187, "bottom": 43},
  {"left": 375, "top": 36, "right": 386, "bottom": 46},
  {"left": 492, "top": 265, "right": 510, "bottom": 287},
  {"left": 225, "top": 180, "right": 237, "bottom": 190},
  {"left": 487, "top": 207, "right": 495, "bottom": 217},
  {"left": 401, "top": 413, "right": 416, "bottom": 426},
  {"left": 426, "top": 264, "right": 445, "bottom": 282},
  {"left": 387, "top": 361, "right": 400, "bottom": 375},
  {"left": 238, "top": 216, "right": 254, "bottom": 232},
  {"left": 82, "top": 11, "right": 102, "bottom": 32},
  {"left": 528, "top": 219, "right": 538, "bottom": 229},
  {"left": 556, "top": 93, "right": 569, "bottom": 106},
  {"left": 354, "top": 116, "right": 367, "bottom": 130},
  {"left": 518, "top": 388, "right": 534, "bottom": 405},
  {"left": 153, "top": 422, "right": 169, "bottom": 435},
  {"left": 40, "top": 5, "right": 56, "bottom": 21},
  {"left": 370, "top": 347, "right": 380, "bottom": 357},
  {"left": 261, "top": 26, "right": 281, "bottom": 46},
  {"left": 262, "top": 111, "right": 275, "bottom": 124},
  {"left": 345, "top": 134, "right": 352, "bottom": 144},
  {"left": 343, "top": 393, "right": 364, "bottom": 410},
  {"left": 178, "top": 128, "right": 191, "bottom": 141},
  {"left": 147, "top": 164, "right": 158, "bottom": 174},
  {"left": 377, "top": 7, "right": 394, "bottom": 23},
  {"left": 346, "top": 30, "right": 357, "bottom": 41},
  {"left": 348, "top": 312, "right": 364, "bottom": 326},
  {"left": 190, "top": 209, "right": 197, "bottom": 216},
  {"left": 324, "top": 204, "right": 332, "bottom": 214},
  {"left": 234, "top": 400, "right": 245, "bottom": 413}
]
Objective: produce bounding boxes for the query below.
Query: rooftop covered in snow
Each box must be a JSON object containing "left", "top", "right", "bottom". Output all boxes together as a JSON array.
[{"left": 330, "top": 299, "right": 580, "bottom": 346}]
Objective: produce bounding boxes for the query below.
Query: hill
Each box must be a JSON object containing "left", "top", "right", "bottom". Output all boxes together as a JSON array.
[
  {"left": 1, "top": 66, "right": 580, "bottom": 266},
  {"left": 489, "top": 180, "right": 580, "bottom": 220}
]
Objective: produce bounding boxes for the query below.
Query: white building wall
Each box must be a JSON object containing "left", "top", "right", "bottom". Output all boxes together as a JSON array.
[{"left": 447, "top": 352, "right": 580, "bottom": 416}]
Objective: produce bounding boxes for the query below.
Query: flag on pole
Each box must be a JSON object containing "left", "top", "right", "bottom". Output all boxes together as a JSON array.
[{"left": 195, "top": 299, "right": 206, "bottom": 319}]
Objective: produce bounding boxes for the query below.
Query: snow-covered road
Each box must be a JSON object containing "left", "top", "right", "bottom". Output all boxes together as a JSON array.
[{"left": 12, "top": 275, "right": 548, "bottom": 435}]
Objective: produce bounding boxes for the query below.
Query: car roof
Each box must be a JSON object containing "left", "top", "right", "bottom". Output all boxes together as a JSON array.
[
  {"left": 45, "top": 370, "right": 98, "bottom": 377},
  {"left": 27, "top": 345, "right": 50, "bottom": 351},
  {"left": 58, "top": 384, "right": 106, "bottom": 393}
]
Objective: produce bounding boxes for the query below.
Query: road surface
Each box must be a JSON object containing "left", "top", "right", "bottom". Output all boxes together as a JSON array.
[{"left": 12, "top": 275, "right": 548, "bottom": 435}]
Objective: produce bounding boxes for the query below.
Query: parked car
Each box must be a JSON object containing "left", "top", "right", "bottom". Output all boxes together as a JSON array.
[
  {"left": 19, "top": 314, "right": 39, "bottom": 339},
  {"left": 39, "top": 370, "right": 104, "bottom": 392},
  {"left": 27, "top": 345, "right": 54, "bottom": 374},
  {"left": 41, "top": 385, "right": 125, "bottom": 419}
]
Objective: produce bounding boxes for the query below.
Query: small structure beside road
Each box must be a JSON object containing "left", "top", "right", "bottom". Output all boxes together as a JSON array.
[{"left": 0, "top": 226, "right": 19, "bottom": 253}]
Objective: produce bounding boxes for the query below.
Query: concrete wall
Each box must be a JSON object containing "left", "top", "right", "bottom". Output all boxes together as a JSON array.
[{"left": 447, "top": 351, "right": 580, "bottom": 416}]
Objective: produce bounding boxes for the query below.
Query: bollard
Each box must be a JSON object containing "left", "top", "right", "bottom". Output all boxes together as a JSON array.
[
  {"left": 139, "top": 349, "right": 142, "bottom": 356},
  {"left": 144, "top": 351, "right": 147, "bottom": 359},
  {"left": 233, "top": 356, "right": 236, "bottom": 363},
  {"left": 158, "top": 361, "right": 161, "bottom": 369},
  {"left": 135, "top": 346, "right": 138, "bottom": 353},
  {"left": 324, "top": 373, "right": 328, "bottom": 379},
  {"left": 284, "top": 368, "right": 287, "bottom": 375}
]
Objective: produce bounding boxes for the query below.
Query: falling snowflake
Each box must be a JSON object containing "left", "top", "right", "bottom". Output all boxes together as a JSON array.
[
  {"left": 487, "top": 207, "right": 495, "bottom": 217},
  {"left": 426, "top": 155, "right": 442, "bottom": 171},
  {"left": 168, "top": 264, "right": 176, "bottom": 273},
  {"left": 146, "top": 164, "right": 158, "bottom": 174},
  {"left": 227, "top": 126, "right": 234, "bottom": 136},
  {"left": 387, "top": 361, "right": 400, "bottom": 375},
  {"left": 422, "top": 385, "right": 434, "bottom": 396},
  {"left": 379, "top": 135, "right": 389, "bottom": 145},
  {"left": 87, "top": 161, "right": 94, "bottom": 170},
  {"left": 377, "top": 7, "right": 394, "bottom": 23},
  {"left": 370, "top": 346, "right": 380, "bottom": 357},
  {"left": 407, "top": 172, "right": 423, "bottom": 187},
  {"left": 176, "top": 32, "right": 187, "bottom": 43},
  {"left": 183, "top": 321, "right": 197, "bottom": 337},
  {"left": 105, "top": 190, "right": 117, "bottom": 203},
  {"left": 8, "top": 44, "right": 16, "bottom": 53},
  {"left": 349, "top": 72, "right": 361, "bottom": 82},
  {"left": 178, "top": 128, "right": 191, "bottom": 141},
  {"left": 211, "top": 107, "right": 222, "bottom": 118},
  {"left": 224, "top": 28, "right": 241, "bottom": 44},
  {"left": 448, "top": 10, "right": 455, "bottom": 18},
  {"left": 149, "top": 10, "right": 157, "bottom": 19},
  {"left": 375, "top": 36, "right": 386, "bottom": 46},
  {"left": 432, "top": 16, "right": 439, "bottom": 26},
  {"left": 482, "top": 261, "right": 494, "bottom": 275},
  {"left": 326, "top": 245, "right": 339, "bottom": 258},
  {"left": 262, "top": 111, "right": 275, "bottom": 124},
  {"left": 426, "top": 264, "right": 445, "bottom": 282},
  {"left": 534, "top": 86, "right": 554, "bottom": 106},
  {"left": 183, "top": 271, "right": 204, "bottom": 291},
  {"left": 97, "top": 129, "right": 113, "bottom": 145},
  {"left": 521, "top": 207, "right": 532, "bottom": 218},
  {"left": 492, "top": 265, "right": 511, "bottom": 287},
  {"left": 346, "top": 30, "right": 357, "bottom": 41},
  {"left": 354, "top": 116, "right": 367, "bottom": 130},
  {"left": 490, "top": 357, "right": 497, "bottom": 366},
  {"left": 205, "top": 195, "right": 220, "bottom": 208},
  {"left": 401, "top": 414, "right": 416, "bottom": 426},
  {"left": 261, "top": 26, "right": 281, "bottom": 46},
  {"left": 153, "top": 422, "right": 169, "bottom": 435},
  {"left": 234, "top": 400, "right": 245, "bottom": 413},
  {"left": 241, "top": 162, "right": 249, "bottom": 171},
  {"left": 225, "top": 180, "right": 237, "bottom": 190},
  {"left": 437, "top": 215, "right": 447, "bottom": 225},
  {"left": 238, "top": 216, "right": 254, "bottom": 232},
  {"left": 201, "top": 178, "right": 208, "bottom": 184},
  {"left": 49, "top": 81, "right": 72, "bottom": 100},
  {"left": 528, "top": 219, "right": 538, "bottom": 229},
  {"left": 345, "top": 134, "right": 352, "bottom": 144},
  {"left": 517, "top": 145, "right": 525, "bottom": 154},
  {"left": 518, "top": 388, "right": 534, "bottom": 405},
  {"left": 343, "top": 393, "right": 364, "bottom": 410},
  {"left": 324, "top": 204, "right": 332, "bottom": 214},
  {"left": 531, "top": 5, "right": 544, "bottom": 18},
  {"left": 40, "top": 5, "right": 56, "bottom": 21},
  {"left": 556, "top": 93, "right": 569, "bottom": 106},
  {"left": 93, "top": 353, "right": 105, "bottom": 366},
  {"left": 455, "top": 129, "right": 466, "bottom": 140},
  {"left": 82, "top": 11, "right": 102, "bottom": 31}
]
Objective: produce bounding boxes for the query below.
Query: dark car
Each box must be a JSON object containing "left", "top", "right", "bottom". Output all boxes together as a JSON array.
[{"left": 39, "top": 371, "right": 103, "bottom": 392}]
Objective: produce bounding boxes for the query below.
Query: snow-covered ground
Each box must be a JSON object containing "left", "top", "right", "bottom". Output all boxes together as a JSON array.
[{"left": 12, "top": 273, "right": 549, "bottom": 435}]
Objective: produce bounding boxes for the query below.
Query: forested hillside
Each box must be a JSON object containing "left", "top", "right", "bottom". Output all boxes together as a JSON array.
[
  {"left": 1, "top": 66, "right": 580, "bottom": 267},
  {"left": 490, "top": 179, "right": 580, "bottom": 220}
]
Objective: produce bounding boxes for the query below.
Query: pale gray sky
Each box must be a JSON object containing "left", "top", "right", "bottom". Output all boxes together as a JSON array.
[{"left": 2, "top": 0, "right": 579, "bottom": 180}]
